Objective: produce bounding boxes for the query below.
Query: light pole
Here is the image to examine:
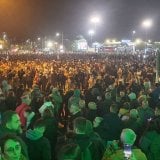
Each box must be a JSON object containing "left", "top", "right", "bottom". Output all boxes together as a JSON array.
[
  {"left": 142, "top": 19, "right": 153, "bottom": 54},
  {"left": 132, "top": 31, "right": 136, "bottom": 41},
  {"left": 88, "top": 29, "right": 95, "bottom": 46},
  {"left": 90, "top": 15, "right": 100, "bottom": 44},
  {"left": 56, "top": 32, "right": 64, "bottom": 52},
  {"left": 56, "top": 32, "right": 64, "bottom": 46},
  {"left": 132, "top": 31, "right": 136, "bottom": 53}
]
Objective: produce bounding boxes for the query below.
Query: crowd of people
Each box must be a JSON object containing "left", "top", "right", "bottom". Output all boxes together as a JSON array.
[{"left": 0, "top": 52, "right": 160, "bottom": 160}]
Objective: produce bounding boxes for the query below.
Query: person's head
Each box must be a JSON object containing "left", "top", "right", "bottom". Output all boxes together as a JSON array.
[
  {"left": 110, "top": 103, "right": 119, "bottom": 113},
  {"left": 69, "top": 104, "right": 81, "bottom": 115},
  {"left": 52, "top": 88, "right": 60, "bottom": 95},
  {"left": 88, "top": 102, "right": 97, "bottom": 110},
  {"left": 138, "top": 95, "right": 147, "bottom": 105},
  {"left": 130, "top": 109, "right": 139, "bottom": 119},
  {"left": 128, "top": 92, "right": 136, "bottom": 101},
  {"left": 0, "top": 134, "right": 23, "bottom": 160},
  {"left": 105, "top": 92, "right": 111, "bottom": 100},
  {"left": 73, "top": 89, "right": 81, "bottom": 97},
  {"left": 120, "top": 128, "right": 136, "bottom": 146},
  {"left": 57, "top": 143, "right": 81, "bottom": 160},
  {"left": 43, "top": 108, "right": 54, "bottom": 118},
  {"left": 141, "top": 99, "right": 149, "bottom": 108},
  {"left": 79, "top": 99, "right": 86, "bottom": 109},
  {"left": 21, "top": 92, "right": 31, "bottom": 105},
  {"left": 7, "top": 90, "right": 15, "bottom": 97},
  {"left": 93, "top": 117, "right": 103, "bottom": 128},
  {"left": 73, "top": 117, "right": 93, "bottom": 135},
  {"left": 120, "top": 90, "right": 125, "bottom": 97},
  {"left": 33, "top": 119, "right": 46, "bottom": 135},
  {"left": 2, "top": 111, "right": 21, "bottom": 132},
  {"left": 122, "top": 102, "right": 130, "bottom": 110}
]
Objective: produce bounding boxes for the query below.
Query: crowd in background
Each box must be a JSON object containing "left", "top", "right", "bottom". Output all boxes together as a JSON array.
[{"left": 0, "top": 52, "right": 160, "bottom": 160}]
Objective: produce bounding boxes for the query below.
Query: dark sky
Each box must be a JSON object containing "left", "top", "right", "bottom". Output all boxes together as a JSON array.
[{"left": 0, "top": 0, "right": 160, "bottom": 41}]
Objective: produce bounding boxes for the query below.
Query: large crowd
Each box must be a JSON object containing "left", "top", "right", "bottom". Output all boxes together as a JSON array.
[{"left": 0, "top": 52, "right": 160, "bottom": 160}]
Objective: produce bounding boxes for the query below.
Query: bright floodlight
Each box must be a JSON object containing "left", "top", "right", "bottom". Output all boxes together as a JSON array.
[
  {"left": 56, "top": 33, "right": 60, "bottom": 37},
  {"left": 135, "top": 38, "right": 142, "bottom": 45},
  {"left": 47, "top": 41, "right": 53, "bottom": 48},
  {"left": 132, "top": 30, "right": 136, "bottom": 34},
  {"left": 59, "top": 45, "right": 63, "bottom": 49},
  {"left": 142, "top": 19, "right": 153, "bottom": 28},
  {"left": 0, "top": 44, "right": 3, "bottom": 49},
  {"left": 91, "top": 16, "right": 100, "bottom": 24},
  {"left": 37, "top": 37, "right": 41, "bottom": 41},
  {"left": 88, "top": 29, "right": 95, "bottom": 35},
  {"left": 106, "top": 39, "right": 110, "bottom": 43}
]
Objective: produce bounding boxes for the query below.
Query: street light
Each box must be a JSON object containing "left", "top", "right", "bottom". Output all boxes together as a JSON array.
[
  {"left": 91, "top": 16, "right": 100, "bottom": 24},
  {"left": 142, "top": 19, "right": 153, "bottom": 53},
  {"left": 56, "top": 33, "right": 60, "bottom": 37},
  {"left": 55, "top": 32, "right": 64, "bottom": 49},
  {"left": 47, "top": 41, "right": 53, "bottom": 48},
  {"left": 132, "top": 30, "right": 136, "bottom": 34},
  {"left": 90, "top": 16, "right": 100, "bottom": 30},
  {"left": 88, "top": 29, "right": 95, "bottom": 45},
  {"left": 142, "top": 19, "right": 153, "bottom": 28},
  {"left": 132, "top": 30, "right": 136, "bottom": 40}
]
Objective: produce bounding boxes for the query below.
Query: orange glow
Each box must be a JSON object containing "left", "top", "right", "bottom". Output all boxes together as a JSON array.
[{"left": 0, "top": 0, "right": 32, "bottom": 36}]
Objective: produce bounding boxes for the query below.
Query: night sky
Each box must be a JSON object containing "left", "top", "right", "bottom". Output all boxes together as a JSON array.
[{"left": 0, "top": 0, "right": 160, "bottom": 41}]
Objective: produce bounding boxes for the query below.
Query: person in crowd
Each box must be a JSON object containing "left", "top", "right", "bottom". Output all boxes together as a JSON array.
[
  {"left": 0, "top": 111, "right": 22, "bottom": 138},
  {"left": 68, "top": 89, "right": 81, "bottom": 109},
  {"left": 97, "top": 91, "right": 113, "bottom": 117},
  {"left": 102, "top": 128, "right": 147, "bottom": 160},
  {"left": 67, "top": 103, "right": 82, "bottom": 131},
  {"left": 57, "top": 117, "right": 104, "bottom": 160},
  {"left": 23, "top": 108, "right": 35, "bottom": 130},
  {"left": 22, "top": 118, "right": 51, "bottom": 160},
  {"left": 118, "top": 102, "right": 131, "bottom": 121},
  {"left": 30, "top": 85, "right": 43, "bottom": 113},
  {"left": 50, "top": 88, "right": 63, "bottom": 118},
  {"left": 139, "top": 109, "right": 160, "bottom": 160},
  {"left": 5, "top": 90, "right": 17, "bottom": 111},
  {"left": 99, "top": 103, "right": 123, "bottom": 144},
  {"left": 128, "top": 92, "right": 139, "bottom": 109},
  {"left": 0, "top": 134, "right": 27, "bottom": 160},
  {"left": 85, "top": 102, "right": 98, "bottom": 123},
  {"left": 124, "top": 109, "right": 142, "bottom": 135},
  {"left": 137, "top": 99, "right": 155, "bottom": 126},
  {"left": 15, "top": 92, "right": 32, "bottom": 129},
  {"left": 1, "top": 80, "right": 12, "bottom": 96},
  {"left": 118, "top": 90, "right": 129, "bottom": 107},
  {"left": 93, "top": 116, "right": 104, "bottom": 136},
  {"left": 0, "top": 111, "right": 28, "bottom": 159},
  {"left": 78, "top": 99, "right": 87, "bottom": 117},
  {"left": 39, "top": 96, "right": 54, "bottom": 117},
  {"left": 0, "top": 93, "right": 8, "bottom": 114},
  {"left": 42, "top": 108, "right": 58, "bottom": 160}
]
